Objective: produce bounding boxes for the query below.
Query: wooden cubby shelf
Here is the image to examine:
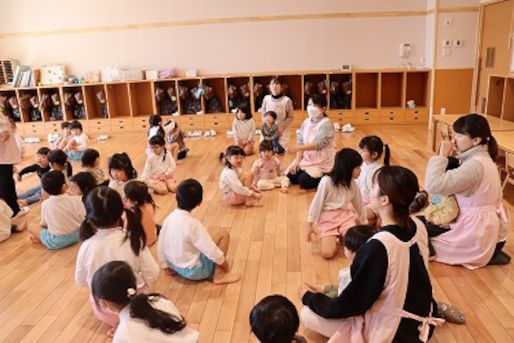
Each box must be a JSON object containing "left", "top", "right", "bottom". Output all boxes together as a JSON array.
[
  {"left": 405, "top": 71, "right": 429, "bottom": 108},
  {"left": 84, "top": 84, "right": 108, "bottom": 119},
  {"left": 328, "top": 73, "right": 352, "bottom": 110},
  {"left": 226, "top": 76, "right": 250, "bottom": 113},
  {"left": 356, "top": 72, "right": 379, "bottom": 109},
  {"left": 380, "top": 72, "right": 403, "bottom": 108},
  {"left": 128, "top": 81, "right": 153, "bottom": 117},
  {"left": 202, "top": 77, "right": 226, "bottom": 114},
  {"left": 106, "top": 83, "right": 131, "bottom": 118},
  {"left": 304, "top": 73, "right": 329, "bottom": 110}
]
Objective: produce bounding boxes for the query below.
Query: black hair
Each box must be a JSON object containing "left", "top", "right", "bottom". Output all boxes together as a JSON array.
[
  {"left": 373, "top": 166, "right": 429, "bottom": 230},
  {"left": 236, "top": 105, "right": 252, "bottom": 120},
  {"left": 61, "top": 121, "right": 71, "bottom": 129},
  {"left": 81, "top": 148, "right": 100, "bottom": 168},
  {"left": 92, "top": 261, "right": 186, "bottom": 335},
  {"left": 48, "top": 149, "right": 73, "bottom": 177},
  {"left": 36, "top": 147, "right": 51, "bottom": 156},
  {"left": 124, "top": 180, "right": 156, "bottom": 210},
  {"left": 343, "top": 225, "right": 376, "bottom": 253},
  {"left": 41, "top": 170, "right": 66, "bottom": 195},
  {"left": 270, "top": 76, "right": 283, "bottom": 86},
  {"left": 219, "top": 145, "right": 245, "bottom": 169},
  {"left": 250, "top": 295, "right": 299, "bottom": 343},
  {"left": 108, "top": 153, "right": 137, "bottom": 180},
  {"left": 70, "top": 120, "right": 83, "bottom": 131},
  {"left": 70, "top": 172, "right": 97, "bottom": 196},
  {"left": 327, "top": 148, "right": 362, "bottom": 188},
  {"left": 259, "top": 140, "right": 274, "bottom": 153},
  {"left": 453, "top": 113, "right": 498, "bottom": 160},
  {"left": 264, "top": 110, "right": 277, "bottom": 121},
  {"left": 149, "top": 135, "right": 168, "bottom": 162},
  {"left": 359, "top": 135, "right": 390, "bottom": 166},
  {"left": 309, "top": 93, "right": 328, "bottom": 108},
  {"left": 80, "top": 186, "right": 146, "bottom": 254},
  {"left": 176, "top": 179, "right": 203, "bottom": 211},
  {"left": 446, "top": 156, "right": 460, "bottom": 171},
  {"left": 148, "top": 114, "right": 165, "bottom": 138}
]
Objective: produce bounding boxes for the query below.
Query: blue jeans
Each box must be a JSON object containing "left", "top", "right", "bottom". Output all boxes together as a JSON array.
[
  {"left": 272, "top": 138, "right": 285, "bottom": 154},
  {"left": 19, "top": 185, "right": 42, "bottom": 205}
]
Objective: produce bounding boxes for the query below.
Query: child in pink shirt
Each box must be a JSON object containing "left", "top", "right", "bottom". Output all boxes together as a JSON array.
[{"left": 251, "top": 140, "right": 289, "bottom": 193}]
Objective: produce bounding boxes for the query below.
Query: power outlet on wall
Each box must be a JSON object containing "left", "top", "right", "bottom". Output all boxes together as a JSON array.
[
  {"left": 442, "top": 39, "right": 451, "bottom": 48},
  {"left": 453, "top": 39, "right": 463, "bottom": 48}
]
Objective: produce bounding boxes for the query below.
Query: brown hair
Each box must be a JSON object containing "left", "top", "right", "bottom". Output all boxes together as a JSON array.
[{"left": 453, "top": 113, "right": 498, "bottom": 160}]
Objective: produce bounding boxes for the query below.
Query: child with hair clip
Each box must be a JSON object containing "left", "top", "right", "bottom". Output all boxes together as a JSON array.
[
  {"left": 0, "top": 196, "right": 27, "bottom": 243},
  {"left": 158, "top": 179, "right": 240, "bottom": 284},
  {"left": 142, "top": 135, "right": 177, "bottom": 194},
  {"left": 219, "top": 145, "right": 262, "bottom": 206},
  {"left": 250, "top": 295, "right": 307, "bottom": 343},
  {"left": 108, "top": 153, "right": 138, "bottom": 200},
  {"left": 124, "top": 180, "right": 159, "bottom": 246},
  {"left": 28, "top": 171, "right": 85, "bottom": 249},
  {"left": 92, "top": 261, "right": 199, "bottom": 342},
  {"left": 75, "top": 186, "right": 160, "bottom": 335},
  {"left": 251, "top": 140, "right": 290, "bottom": 193},
  {"left": 81, "top": 148, "right": 106, "bottom": 185},
  {"left": 357, "top": 135, "right": 390, "bottom": 226},
  {"left": 307, "top": 148, "right": 367, "bottom": 260},
  {"left": 16, "top": 147, "right": 51, "bottom": 206},
  {"left": 232, "top": 105, "right": 256, "bottom": 156},
  {"left": 163, "top": 119, "right": 189, "bottom": 160},
  {"left": 69, "top": 172, "right": 98, "bottom": 201}
]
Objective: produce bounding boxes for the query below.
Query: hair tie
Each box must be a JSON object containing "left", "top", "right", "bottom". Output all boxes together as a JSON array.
[{"left": 127, "top": 288, "right": 136, "bottom": 298}]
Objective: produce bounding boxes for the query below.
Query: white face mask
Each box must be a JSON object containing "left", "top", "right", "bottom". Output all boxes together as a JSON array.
[{"left": 307, "top": 105, "right": 323, "bottom": 119}]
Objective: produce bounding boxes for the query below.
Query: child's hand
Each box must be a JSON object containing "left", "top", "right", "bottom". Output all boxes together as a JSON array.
[
  {"left": 16, "top": 173, "right": 21, "bottom": 182},
  {"left": 306, "top": 222, "right": 318, "bottom": 242}
]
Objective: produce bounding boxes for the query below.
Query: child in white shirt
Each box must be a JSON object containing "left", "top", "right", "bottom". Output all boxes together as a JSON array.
[
  {"left": 142, "top": 135, "right": 177, "bottom": 194},
  {"left": 307, "top": 148, "right": 367, "bottom": 260},
  {"left": 50, "top": 121, "right": 72, "bottom": 150},
  {"left": 75, "top": 186, "right": 159, "bottom": 334},
  {"left": 219, "top": 145, "right": 262, "bottom": 206},
  {"left": 108, "top": 153, "right": 138, "bottom": 199},
  {"left": 92, "top": 261, "right": 199, "bottom": 343},
  {"left": 28, "top": 170, "right": 85, "bottom": 249},
  {"left": 158, "top": 179, "right": 240, "bottom": 285},
  {"left": 146, "top": 114, "right": 165, "bottom": 156},
  {"left": 0, "top": 198, "right": 27, "bottom": 243},
  {"left": 232, "top": 105, "right": 256, "bottom": 155},
  {"left": 251, "top": 140, "right": 289, "bottom": 193},
  {"left": 65, "top": 120, "right": 89, "bottom": 161}
]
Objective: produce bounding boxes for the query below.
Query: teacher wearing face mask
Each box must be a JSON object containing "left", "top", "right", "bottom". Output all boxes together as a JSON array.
[{"left": 287, "top": 94, "right": 336, "bottom": 189}]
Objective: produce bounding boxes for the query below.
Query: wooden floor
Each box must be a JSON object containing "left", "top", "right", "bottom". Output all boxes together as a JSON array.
[{"left": 1, "top": 125, "right": 514, "bottom": 343}]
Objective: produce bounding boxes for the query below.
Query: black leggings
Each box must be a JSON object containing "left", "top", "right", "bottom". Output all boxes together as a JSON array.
[
  {"left": 0, "top": 164, "right": 20, "bottom": 216},
  {"left": 287, "top": 169, "right": 321, "bottom": 189}
]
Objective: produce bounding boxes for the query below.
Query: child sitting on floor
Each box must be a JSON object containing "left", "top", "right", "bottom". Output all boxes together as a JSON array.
[
  {"left": 232, "top": 105, "right": 256, "bottom": 156},
  {"left": 81, "top": 148, "right": 105, "bottom": 185},
  {"left": 158, "top": 179, "right": 240, "bottom": 284},
  {"left": 64, "top": 120, "right": 89, "bottom": 161},
  {"left": 142, "top": 135, "right": 177, "bottom": 194},
  {"left": 261, "top": 110, "right": 285, "bottom": 154},
  {"left": 251, "top": 140, "right": 289, "bottom": 193},
  {"left": 28, "top": 171, "right": 85, "bottom": 249},
  {"left": 69, "top": 172, "right": 98, "bottom": 201},
  {"left": 16, "top": 147, "right": 51, "bottom": 206},
  {"left": 124, "top": 180, "right": 160, "bottom": 246},
  {"left": 108, "top": 152, "right": 137, "bottom": 199},
  {"left": 164, "top": 119, "right": 189, "bottom": 160},
  {"left": 50, "top": 121, "right": 72, "bottom": 150}
]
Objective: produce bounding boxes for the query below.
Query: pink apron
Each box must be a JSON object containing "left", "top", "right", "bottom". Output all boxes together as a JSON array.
[
  {"left": 432, "top": 155, "right": 505, "bottom": 269},
  {"left": 295, "top": 117, "right": 336, "bottom": 178}
]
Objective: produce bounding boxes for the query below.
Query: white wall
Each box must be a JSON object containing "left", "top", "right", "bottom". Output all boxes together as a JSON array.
[{"left": 436, "top": 12, "right": 479, "bottom": 68}]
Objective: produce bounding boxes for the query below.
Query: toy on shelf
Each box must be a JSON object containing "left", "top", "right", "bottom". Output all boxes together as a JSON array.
[
  {"left": 182, "top": 83, "right": 203, "bottom": 114},
  {"left": 203, "top": 84, "right": 223, "bottom": 113},
  {"left": 155, "top": 86, "right": 178, "bottom": 115},
  {"left": 96, "top": 90, "right": 108, "bottom": 118}
]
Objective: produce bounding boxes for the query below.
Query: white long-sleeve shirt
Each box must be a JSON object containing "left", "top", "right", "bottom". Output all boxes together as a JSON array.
[
  {"left": 232, "top": 118, "right": 255, "bottom": 143},
  {"left": 307, "top": 176, "right": 367, "bottom": 224},
  {"left": 141, "top": 151, "right": 176, "bottom": 180},
  {"left": 157, "top": 209, "right": 225, "bottom": 269},
  {"left": 113, "top": 296, "right": 199, "bottom": 343},
  {"left": 109, "top": 179, "right": 128, "bottom": 199},
  {"left": 219, "top": 167, "right": 251, "bottom": 196},
  {"left": 72, "top": 132, "right": 89, "bottom": 151},
  {"left": 41, "top": 194, "right": 85, "bottom": 235},
  {"left": 357, "top": 160, "right": 382, "bottom": 199},
  {"left": 75, "top": 227, "right": 160, "bottom": 288},
  {"left": 0, "top": 200, "right": 13, "bottom": 242}
]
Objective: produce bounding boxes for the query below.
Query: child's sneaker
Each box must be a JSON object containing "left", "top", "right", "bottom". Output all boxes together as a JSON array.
[
  {"left": 333, "top": 122, "right": 341, "bottom": 132},
  {"left": 97, "top": 134, "right": 109, "bottom": 141},
  {"left": 226, "top": 130, "right": 234, "bottom": 137},
  {"left": 209, "top": 129, "right": 216, "bottom": 137},
  {"left": 13, "top": 206, "right": 30, "bottom": 219},
  {"left": 204, "top": 130, "right": 211, "bottom": 137},
  {"left": 341, "top": 123, "right": 356, "bottom": 133},
  {"left": 47, "top": 133, "right": 59, "bottom": 143}
]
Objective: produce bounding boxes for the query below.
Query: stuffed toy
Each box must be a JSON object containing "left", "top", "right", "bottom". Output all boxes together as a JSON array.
[
  {"left": 341, "top": 80, "right": 352, "bottom": 109},
  {"left": 96, "top": 90, "right": 108, "bottom": 118},
  {"left": 155, "top": 86, "right": 178, "bottom": 115},
  {"left": 227, "top": 84, "right": 241, "bottom": 112},
  {"left": 203, "top": 85, "right": 223, "bottom": 113},
  {"left": 239, "top": 83, "right": 251, "bottom": 109},
  {"left": 183, "top": 84, "right": 203, "bottom": 114},
  {"left": 317, "top": 80, "right": 328, "bottom": 95},
  {"left": 166, "top": 86, "right": 178, "bottom": 114},
  {"left": 253, "top": 82, "right": 266, "bottom": 112}
]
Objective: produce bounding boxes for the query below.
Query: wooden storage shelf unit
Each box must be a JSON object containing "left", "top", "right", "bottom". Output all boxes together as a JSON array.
[
  {"left": 84, "top": 84, "right": 108, "bottom": 119},
  {"left": 304, "top": 73, "right": 329, "bottom": 110},
  {"left": 502, "top": 78, "right": 514, "bottom": 121},
  {"left": 62, "top": 85, "right": 85, "bottom": 120},
  {"left": 106, "top": 83, "right": 131, "bottom": 118},
  {"left": 406, "top": 71, "right": 429, "bottom": 108},
  {"left": 178, "top": 79, "right": 203, "bottom": 115},
  {"left": 355, "top": 72, "right": 379, "bottom": 109},
  {"left": 487, "top": 76, "right": 506, "bottom": 118},
  {"left": 226, "top": 76, "right": 250, "bottom": 113},
  {"left": 280, "top": 75, "right": 302, "bottom": 110},
  {"left": 14, "top": 88, "right": 39, "bottom": 122},
  {"left": 202, "top": 77, "right": 227, "bottom": 114},
  {"left": 328, "top": 73, "right": 352, "bottom": 110},
  {"left": 128, "top": 81, "right": 154, "bottom": 117},
  {"left": 380, "top": 72, "right": 404, "bottom": 108},
  {"left": 154, "top": 80, "right": 178, "bottom": 116},
  {"left": 38, "top": 87, "right": 63, "bottom": 122}
]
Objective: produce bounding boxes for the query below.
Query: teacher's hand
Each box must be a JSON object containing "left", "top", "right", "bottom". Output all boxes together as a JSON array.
[
  {"left": 439, "top": 138, "right": 454, "bottom": 157},
  {"left": 0, "top": 130, "right": 11, "bottom": 142},
  {"left": 298, "top": 284, "right": 312, "bottom": 300},
  {"left": 288, "top": 160, "right": 300, "bottom": 174}
]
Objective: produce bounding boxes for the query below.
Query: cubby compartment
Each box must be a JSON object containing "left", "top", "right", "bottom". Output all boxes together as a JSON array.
[
  {"left": 328, "top": 73, "right": 352, "bottom": 110},
  {"left": 128, "top": 81, "right": 154, "bottom": 117},
  {"left": 62, "top": 85, "right": 86, "bottom": 120},
  {"left": 106, "top": 83, "right": 131, "bottom": 118},
  {"left": 39, "top": 87, "right": 63, "bottom": 121},
  {"left": 380, "top": 72, "right": 404, "bottom": 108},
  {"left": 405, "top": 71, "right": 429, "bottom": 108},
  {"left": 502, "top": 78, "right": 514, "bottom": 121},
  {"left": 84, "top": 84, "right": 109, "bottom": 119},
  {"left": 154, "top": 80, "right": 179, "bottom": 116},
  {"left": 280, "top": 75, "right": 302, "bottom": 110},
  {"left": 252, "top": 75, "right": 272, "bottom": 112},
  {"left": 15, "top": 89, "right": 40, "bottom": 122},
  {"left": 226, "top": 76, "right": 251, "bottom": 113},
  {"left": 178, "top": 79, "right": 203, "bottom": 115},
  {"left": 303, "top": 74, "right": 328, "bottom": 110},
  {"left": 202, "top": 77, "right": 227, "bottom": 114},
  {"left": 355, "top": 73, "right": 379, "bottom": 109},
  {"left": 487, "top": 76, "right": 506, "bottom": 118}
]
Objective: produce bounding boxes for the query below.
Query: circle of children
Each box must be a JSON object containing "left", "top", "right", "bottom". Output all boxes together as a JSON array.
[{"left": 1, "top": 76, "right": 511, "bottom": 342}]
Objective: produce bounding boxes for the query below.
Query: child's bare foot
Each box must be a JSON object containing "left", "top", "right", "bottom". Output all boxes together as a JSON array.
[
  {"left": 280, "top": 186, "right": 289, "bottom": 193},
  {"left": 17, "top": 199, "right": 28, "bottom": 207},
  {"left": 15, "top": 222, "right": 28, "bottom": 232},
  {"left": 213, "top": 272, "right": 241, "bottom": 285},
  {"left": 29, "top": 234, "right": 40, "bottom": 244}
]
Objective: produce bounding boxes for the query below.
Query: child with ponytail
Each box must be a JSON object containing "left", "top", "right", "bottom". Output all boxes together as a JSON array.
[
  {"left": 92, "top": 261, "right": 199, "bottom": 342},
  {"left": 124, "top": 180, "right": 160, "bottom": 246}
]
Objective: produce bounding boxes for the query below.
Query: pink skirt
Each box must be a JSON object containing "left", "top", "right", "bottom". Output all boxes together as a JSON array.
[
  {"left": 318, "top": 207, "right": 357, "bottom": 238},
  {"left": 223, "top": 191, "right": 248, "bottom": 206}
]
